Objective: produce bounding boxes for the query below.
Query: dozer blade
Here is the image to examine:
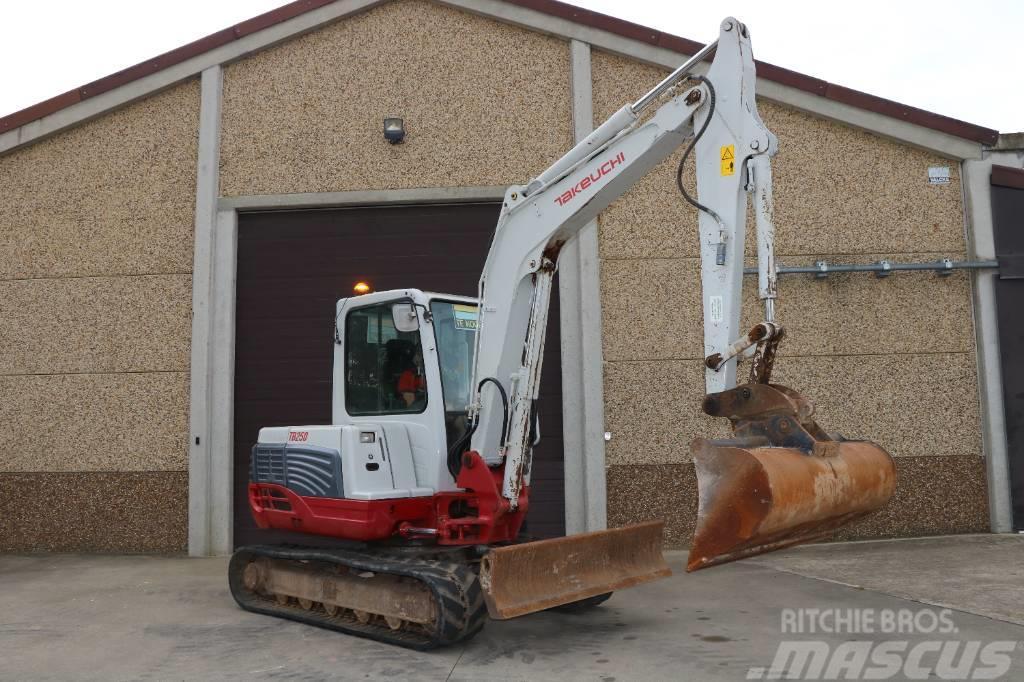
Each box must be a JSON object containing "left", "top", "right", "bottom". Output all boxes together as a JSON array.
[
  {"left": 687, "top": 383, "right": 897, "bottom": 572},
  {"left": 479, "top": 521, "right": 671, "bottom": 619}
]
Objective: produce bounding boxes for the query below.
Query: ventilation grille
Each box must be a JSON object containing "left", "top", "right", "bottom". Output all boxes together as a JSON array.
[
  {"left": 252, "top": 444, "right": 286, "bottom": 485},
  {"left": 251, "top": 443, "right": 343, "bottom": 498}
]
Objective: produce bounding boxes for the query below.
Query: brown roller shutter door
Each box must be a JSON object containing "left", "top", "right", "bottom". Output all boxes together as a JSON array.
[{"left": 991, "top": 166, "right": 1024, "bottom": 529}]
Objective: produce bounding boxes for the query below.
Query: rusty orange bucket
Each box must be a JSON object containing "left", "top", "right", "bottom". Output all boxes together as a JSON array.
[{"left": 686, "top": 384, "right": 897, "bottom": 572}]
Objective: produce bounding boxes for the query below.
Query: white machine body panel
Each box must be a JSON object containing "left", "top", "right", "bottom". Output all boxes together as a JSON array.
[{"left": 256, "top": 424, "right": 432, "bottom": 500}]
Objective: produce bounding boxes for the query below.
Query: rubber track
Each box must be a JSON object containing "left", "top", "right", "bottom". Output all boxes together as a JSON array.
[{"left": 228, "top": 545, "right": 487, "bottom": 650}]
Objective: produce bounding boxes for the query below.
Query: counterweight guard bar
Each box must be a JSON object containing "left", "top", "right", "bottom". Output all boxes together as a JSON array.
[{"left": 687, "top": 384, "right": 897, "bottom": 572}]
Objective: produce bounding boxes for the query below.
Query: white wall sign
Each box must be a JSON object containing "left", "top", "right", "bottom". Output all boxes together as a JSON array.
[{"left": 928, "top": 166, "right": 951, "bottom": 184}]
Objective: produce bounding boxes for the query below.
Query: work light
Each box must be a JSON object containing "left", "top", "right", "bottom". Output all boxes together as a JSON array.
[{"left": 383, "top": 117, "right": 405, "bottom": 144}]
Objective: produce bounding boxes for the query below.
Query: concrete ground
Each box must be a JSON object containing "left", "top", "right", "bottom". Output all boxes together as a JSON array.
[{"left": 2, "top": 535, "right": 1022, "bottom": 681}]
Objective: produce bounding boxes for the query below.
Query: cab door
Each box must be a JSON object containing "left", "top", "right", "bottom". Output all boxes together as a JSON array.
[{"left": 335, "top": 297, "right": 452, "bottom": 495}]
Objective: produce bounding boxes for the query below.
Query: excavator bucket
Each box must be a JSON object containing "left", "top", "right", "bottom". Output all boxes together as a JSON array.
[
  {"left": 479, "top": 521, "right": 671, "bottom": 619},
  {"left": 687, "top": 384, "right": 896, "bottom": 572}
]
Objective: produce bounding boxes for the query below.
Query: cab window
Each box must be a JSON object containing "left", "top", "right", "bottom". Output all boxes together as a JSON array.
[
  {"left": 429, "top": 300, "right": 478, "bottom": 450},
  {"left": 345, "top": 303, "right": 427, "bottom": 415}
]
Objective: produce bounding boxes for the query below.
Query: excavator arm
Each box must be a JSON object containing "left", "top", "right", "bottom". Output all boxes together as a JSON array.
[
  {"left": 470, "top": 18, "right": 777, "bottom": 499},
  {"left": 467, "top": 16, "right": 896, "bottom": 585},
  {"left": 469, "top": 18, "right": 792, "bottom": 503}
]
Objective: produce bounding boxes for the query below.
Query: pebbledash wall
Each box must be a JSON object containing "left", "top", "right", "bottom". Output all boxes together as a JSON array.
[
  {"left": 0, "top": 82, "right": 199, "bottom": 551},
  {"left": 0, "top": 0, "right": 1009, "bottom": 553}
]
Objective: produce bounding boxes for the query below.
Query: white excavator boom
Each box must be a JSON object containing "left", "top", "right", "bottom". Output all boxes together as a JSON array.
[
  {"left": 468, "top": 17, "right": 894, "bottom": 579},
  {"left": 468, "top": 18, "right": 780, "bottom": 505}
]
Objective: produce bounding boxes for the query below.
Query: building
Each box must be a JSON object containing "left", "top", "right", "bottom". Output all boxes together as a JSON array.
[{"left": 1, "top": 0, "right": 1020, "bottom": 555}]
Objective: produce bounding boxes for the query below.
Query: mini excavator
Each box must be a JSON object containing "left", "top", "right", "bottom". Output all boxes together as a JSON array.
[{"left": 229, "top": 18, "right": 897, "bottom": 649}]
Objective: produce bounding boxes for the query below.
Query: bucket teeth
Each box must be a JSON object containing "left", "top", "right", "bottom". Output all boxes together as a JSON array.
[{"left": 688, "top": 384, "right": 896, "bottom": 572}]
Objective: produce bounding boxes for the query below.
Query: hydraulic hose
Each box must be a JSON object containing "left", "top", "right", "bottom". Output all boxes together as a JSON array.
[
  {"left": 676, "top": 76, "right": 725, "bottom": 233},
  {"left": 446, "top": 377, "right": 509, "bottom": 478}
]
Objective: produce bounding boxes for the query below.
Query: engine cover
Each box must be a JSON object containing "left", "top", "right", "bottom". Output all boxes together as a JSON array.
[{"left": 251, "top": 442, "right": 344, "bottom": 498}]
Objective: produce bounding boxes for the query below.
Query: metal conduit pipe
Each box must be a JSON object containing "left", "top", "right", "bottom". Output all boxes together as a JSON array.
[{"left": 742, "top": 259, "right": 999, "bottom": 278}]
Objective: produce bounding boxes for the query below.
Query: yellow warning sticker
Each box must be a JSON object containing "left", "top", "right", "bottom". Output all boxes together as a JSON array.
[{"left": 720, "top": 144, "right": 735, "bottom": 176}]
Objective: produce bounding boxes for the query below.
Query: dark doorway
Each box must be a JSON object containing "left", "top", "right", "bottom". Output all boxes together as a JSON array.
[
  {"left": 233, "top": 203, "right": 566, "bottom": 547},
  {"left": 991, "top": 165, "right": 1024, "bottom": 529}
]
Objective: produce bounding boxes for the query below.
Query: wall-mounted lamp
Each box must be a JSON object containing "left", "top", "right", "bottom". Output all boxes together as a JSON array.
[{"left": 384, "top": 117, "right": 405, "bottom": 144}]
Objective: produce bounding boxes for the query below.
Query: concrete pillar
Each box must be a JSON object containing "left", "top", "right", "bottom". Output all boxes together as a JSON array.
[
  {"left": 188, "top": 65, "right": 228, "bottom": 556},
  {"left": 962, "top": 144, "right": 1024, "bottom": 533},
  {"left": 559, "top": 40, "right": 608, "bottom": 533}
]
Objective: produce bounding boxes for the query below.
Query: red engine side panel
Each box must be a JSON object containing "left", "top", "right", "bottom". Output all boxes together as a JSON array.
[
  {"left": 249, "top": 483, "right": 435, "bottom": 541},
  {"left": 248, "top": 451, "right": 528, "bottom": 545}
]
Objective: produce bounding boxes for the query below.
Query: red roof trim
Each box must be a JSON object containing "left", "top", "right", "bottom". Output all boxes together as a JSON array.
[
  {"left": 991, "top": 165, "right": 1024, "bottom": 191},
  {"left": 233, "top": 0, "right": 337, "bottom": 38},
  {"left": 0, "top": 88, "right": 82, "bottom": 132},
  {"left": 754, "top": 62, "right": 828, "bottom": 97},
  {"left": 504, "top": 0, "right": 997, "bottom": 145},
  {"left": 821, "top": 83, "right": 996, "bottom": 145},
  {"left": 78, "top": 28, "right": 239, "bottom": 100},
  {"left": 0, "top": 0, "right": 1000, "bottom": 146}
]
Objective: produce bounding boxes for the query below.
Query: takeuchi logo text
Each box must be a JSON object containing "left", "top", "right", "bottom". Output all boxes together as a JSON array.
[{"left": 555, "top": 152, "right": 625, "bottom": 206}]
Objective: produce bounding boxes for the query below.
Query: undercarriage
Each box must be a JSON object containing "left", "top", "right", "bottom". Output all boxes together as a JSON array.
[
  {"left": 229, "top": 521, "right": 669, "bottom": 649},
  {"left": 229, "top": 545, "right": 488, "bottom": 650}
]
